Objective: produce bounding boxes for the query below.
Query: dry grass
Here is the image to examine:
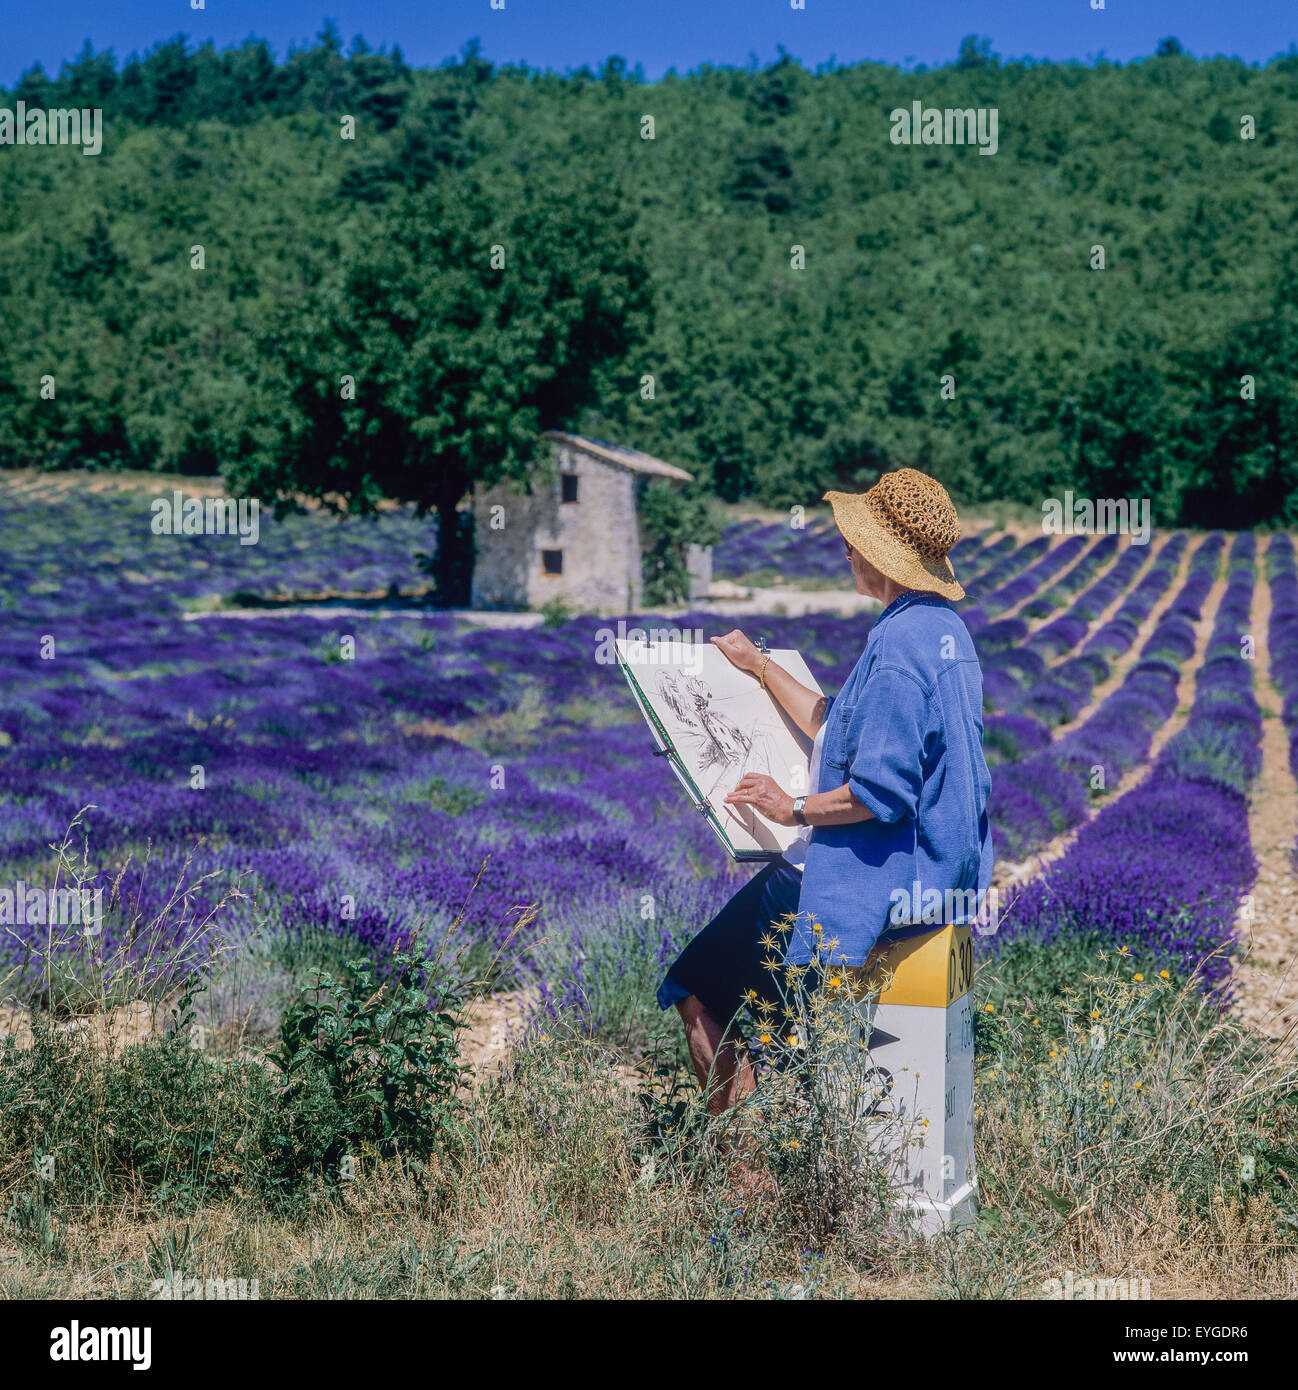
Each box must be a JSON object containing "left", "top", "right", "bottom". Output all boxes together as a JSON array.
[{"left": 4, "top": 944, "right": 1297, "bottom": 1300}]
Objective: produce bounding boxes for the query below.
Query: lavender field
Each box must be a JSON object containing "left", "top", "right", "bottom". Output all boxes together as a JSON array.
[
  {"left": 0, "top": 475, "right": 1290, "bottom": 1033},
  {"left": 4, "top": 471, "right": 1298, "bottom": 1302}
]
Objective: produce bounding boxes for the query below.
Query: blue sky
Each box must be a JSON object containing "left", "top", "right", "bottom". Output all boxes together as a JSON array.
[{"left": 5, "top": 0, "right": 1296, "bottom": 88}]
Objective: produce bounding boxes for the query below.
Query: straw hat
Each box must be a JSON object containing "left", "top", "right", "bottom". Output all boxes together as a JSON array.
[{"left": 824, "top": 469, "right": 965, "bottom": 601}]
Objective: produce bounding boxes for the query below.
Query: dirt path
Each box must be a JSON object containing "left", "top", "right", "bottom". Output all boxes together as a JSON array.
[
  {"left": 994, "top": 543, "right": 1228, "bottom": 891},
  {"left": 459, "top": 989, "right": 538, "bottom": 1076},
  {"left": 1232, "top": 537, "right": 1298, "bottom": 1045},
  {"left": 457, "top": 988, "right": 642, "bottom": 1088}
]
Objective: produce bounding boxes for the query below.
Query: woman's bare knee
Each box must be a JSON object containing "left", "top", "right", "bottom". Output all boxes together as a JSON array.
[{"left": 675, "top": 993, "right": 708, "bottom": 1024}]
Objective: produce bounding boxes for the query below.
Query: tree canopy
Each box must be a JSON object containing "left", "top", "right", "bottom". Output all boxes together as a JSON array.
[
  {"left": 2, "top": 30, "right": 1297, "bottom": 531},
  {"left": 224, "top": 161, "right": 651, "bottom": 601}
]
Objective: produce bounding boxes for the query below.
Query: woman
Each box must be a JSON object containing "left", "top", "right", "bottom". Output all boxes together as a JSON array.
[{"left": 657, "top": 467, "right": 994, "bottom": 1117}]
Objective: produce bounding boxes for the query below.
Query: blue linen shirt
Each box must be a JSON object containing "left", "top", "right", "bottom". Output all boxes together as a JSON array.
[{"left": 790, "top": 592, "right": 994, "bottom": 967}]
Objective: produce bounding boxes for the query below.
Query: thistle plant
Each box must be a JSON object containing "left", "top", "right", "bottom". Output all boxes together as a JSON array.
[
  {"left": 973, "top": 945, "right": 1298, "bottom": 1252},
  {"left": 695, "top": 913, "right": 917, "bottom": 1251}
]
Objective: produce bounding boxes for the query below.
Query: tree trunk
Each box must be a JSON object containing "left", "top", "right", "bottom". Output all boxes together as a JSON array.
[{"left": 432, "top": 470, "right": 473, "bottom": 608}]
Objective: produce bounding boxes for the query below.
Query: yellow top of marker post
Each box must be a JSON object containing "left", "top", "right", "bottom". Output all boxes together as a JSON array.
[{"left": 845, "top": 923, "right": 974, "bottom": 1008}]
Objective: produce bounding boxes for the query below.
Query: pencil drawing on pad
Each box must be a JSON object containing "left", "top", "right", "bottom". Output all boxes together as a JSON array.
[{"left": 615, "top": 640, "right": 823, "bottom": 860}]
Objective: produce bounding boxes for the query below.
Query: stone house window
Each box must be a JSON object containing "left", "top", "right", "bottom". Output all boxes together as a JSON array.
[
  {"left": 541, "top": 549, "right": 564, "bottom": 576},
  {"left": 561, "top": 474, "right": 579, "bottom": 504}
]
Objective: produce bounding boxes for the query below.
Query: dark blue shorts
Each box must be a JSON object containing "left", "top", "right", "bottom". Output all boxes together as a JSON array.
[{"left": 657, "top": 859, "right": 805, "bottom": 1032}]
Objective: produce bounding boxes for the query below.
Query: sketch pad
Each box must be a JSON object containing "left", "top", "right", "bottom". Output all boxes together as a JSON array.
[{"left": 615, "top": 639, "right": 824, "bottom": 862}]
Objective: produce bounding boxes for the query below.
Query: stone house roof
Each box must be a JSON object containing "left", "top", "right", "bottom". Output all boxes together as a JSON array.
[{"left": 542, "top": 431, "right": 694, "bottom": 484}]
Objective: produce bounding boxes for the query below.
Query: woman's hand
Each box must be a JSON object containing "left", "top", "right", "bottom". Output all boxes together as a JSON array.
[
  {"left": 711, "top": 629, "right": 764, "bottom": 674},
  {"left": 724, "top": 774, "right": 796, "bottom": 826}
]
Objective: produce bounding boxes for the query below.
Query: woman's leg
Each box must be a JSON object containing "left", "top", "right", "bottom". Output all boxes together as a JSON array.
[
  {"left": 657, "top": 860, "right": 804, "bottom": 1129},
  {"left": 675, "top": 993, "right": 756, "bottom": 1117},
  {"left": 676, "top": 997, "right": 777, "bottom": 1203}
]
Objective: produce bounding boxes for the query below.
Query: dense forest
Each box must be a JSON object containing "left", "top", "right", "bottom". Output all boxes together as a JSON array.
[{"left": 3, "top": 26, "right": 1298, "bottom": 545}]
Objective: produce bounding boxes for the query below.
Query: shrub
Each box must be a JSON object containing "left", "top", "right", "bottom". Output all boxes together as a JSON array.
[
  {"left": 262, "top": 944, "right": 469, "bottom": 1190},
  {"left": 640, "top": 480, "right": 720, "bottom": 605},
  {"left": 0, "top": 938, "right": 472, "bottom": 1215},
  {"left": 973, "top": 944, "right": 1298, "bottom": 1238}
]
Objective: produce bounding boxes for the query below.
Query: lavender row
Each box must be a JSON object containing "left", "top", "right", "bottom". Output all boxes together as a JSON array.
[
  {"left": 987, "top": 534, "right": 1222, "bottom": 859},
  {"left": 1262, "top": 534, "right": 1298, "bottom": 867},
  {"left": 959, "top": 532, "right": 1019, "bottom": 583},
  {"left": 977, "top": 535, "right": 1168, "bottom": 723},
  {"left": 965, "top": 534, "right": 1092, "bottom": 624},
  {"left": 1005, "top": 534, "right": 1187, "bottom": 730},
  {"left": 960, "top": 535, "right": 1051, "bottom": 611},
  {"left": 967, "top": 534, "right": 1122, "bottom": 679},
  {"left": 1000, "top": 534, "right": 1258, "bottom": 994},
  {"left": 1017, "top": 534, "right": 1122, "bottom": 622},
  {"left": 1265, "top": 532, "right": 1298, "bottom": 767},
  {"left": 712, "top": 518, "right": 998, "bottom": 587}
]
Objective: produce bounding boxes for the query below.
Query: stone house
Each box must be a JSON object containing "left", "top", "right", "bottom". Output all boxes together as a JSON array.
[{"left": 470, "top": 431, "right": 712, "bottom": 612}]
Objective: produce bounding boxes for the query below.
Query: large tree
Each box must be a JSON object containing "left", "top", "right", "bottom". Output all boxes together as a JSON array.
[{"left": 227, "top": 162, "right": 652, "bottom": 604}]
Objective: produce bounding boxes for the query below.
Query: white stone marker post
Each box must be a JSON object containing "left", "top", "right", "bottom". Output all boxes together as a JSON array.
[{"left": 847, "top": 921, "right": 978, "bottom": 1235}]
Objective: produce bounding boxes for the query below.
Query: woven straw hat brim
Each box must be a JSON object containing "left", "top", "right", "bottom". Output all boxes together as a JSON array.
[{"left": 825, "top": 491, "right": 965, "bottom": 601}]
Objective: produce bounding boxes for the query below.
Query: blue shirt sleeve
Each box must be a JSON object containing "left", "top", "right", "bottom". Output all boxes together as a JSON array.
[{"left": 845, "top": 665, "right": 929, "bottom": 824}]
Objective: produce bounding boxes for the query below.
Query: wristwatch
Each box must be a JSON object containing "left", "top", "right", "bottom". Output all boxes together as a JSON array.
[{"left": 792, "top": 796, "right": 808, "bottom": 827}]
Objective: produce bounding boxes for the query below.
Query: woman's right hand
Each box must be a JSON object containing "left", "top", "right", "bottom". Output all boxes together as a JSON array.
[{"left": 711, "top": 629, "right": 764, "bottom": 674}]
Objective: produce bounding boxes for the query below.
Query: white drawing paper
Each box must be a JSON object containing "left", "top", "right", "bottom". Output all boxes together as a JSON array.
[{"left": 615, "top": 639, "right": 824, "bottom": 860}]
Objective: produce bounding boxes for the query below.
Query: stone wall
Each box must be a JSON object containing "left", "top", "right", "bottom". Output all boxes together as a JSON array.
[{"left": 471, "top": 443, "right": 644, "bottom": 612}]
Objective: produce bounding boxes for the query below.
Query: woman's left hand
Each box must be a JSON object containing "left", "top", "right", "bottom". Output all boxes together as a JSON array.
[{"left": 725, "top": 774, "right": 796, "bottom": 825}]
